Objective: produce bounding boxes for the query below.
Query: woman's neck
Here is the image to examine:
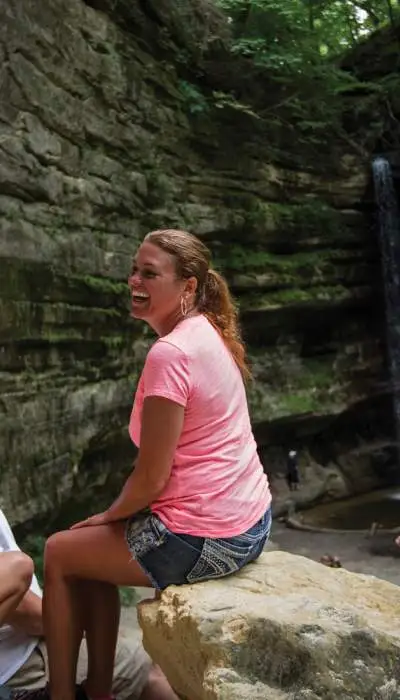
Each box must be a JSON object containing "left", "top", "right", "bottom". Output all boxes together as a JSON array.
[{"left": 152, "top": 309, "right": 200, "bottom": 337}]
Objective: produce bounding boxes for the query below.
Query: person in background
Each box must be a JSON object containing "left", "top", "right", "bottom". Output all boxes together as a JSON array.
[
  {"left": 286, "top": 450, "right": 300, "bottom": 491},
  {"left": 0, "top": 508, "right": 178, "bottom": 700},
  {"left": 0, "top": 550, "right": 33, "bottom": 626},
  {"left": 38, "top": 228, "right": 272, "bottom": 700}
]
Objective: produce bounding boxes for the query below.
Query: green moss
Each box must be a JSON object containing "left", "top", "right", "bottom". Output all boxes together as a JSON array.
[
  {"left": 295, "top": 360, "right": 335, "bottom": 391},
  {"left": 79, "top": 275, "right": 129, "bottom": 296},
  {"left": 247, "top": 351, "right": 346, "bottom": 421},
  {"left": 215, "top": 245, "right": 349, "bottom": 274},
  {"left": 42, "top": 329, "right": 85, "bottom": 342},
  {"left": 241, "top": 284, "right": 349, "bottom": 309},
  {"left": 278, "top": 393, "right": 321, "bottom": 414},
  {"left": 64, "top": 302, "right": 121, "bottom": 317},
  {"left": 245, "top": 199, "right": 344, "bottom": 237},
  {"left": 40, "top": 331, "right": 131, "bottom": 347},
  {"left": 0, "top": 260, "right": 130, "bottom": 310},
  {"left": 101, "top": 335, "right": 127, "bottom": 349},
  {"left": 248, "top": 383, "right": 344, "bottom": 422}
]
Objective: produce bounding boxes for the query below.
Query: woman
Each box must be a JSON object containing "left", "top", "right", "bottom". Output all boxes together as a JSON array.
[{"left": 41, "top": 229, "right": 272, "bottom": 700}]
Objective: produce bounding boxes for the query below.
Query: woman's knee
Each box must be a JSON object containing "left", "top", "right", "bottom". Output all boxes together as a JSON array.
[{"left": 44, "top": 530, "right": 73, "bottom": 575}]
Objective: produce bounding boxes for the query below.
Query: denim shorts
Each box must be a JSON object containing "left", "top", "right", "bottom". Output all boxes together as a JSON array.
[{"left": 125, "top": 507, "right": 271, "bottom": 590}]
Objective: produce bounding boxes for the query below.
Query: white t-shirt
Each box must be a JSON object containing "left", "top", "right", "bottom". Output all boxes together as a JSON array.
[{"left": 0, "top": 509, "right": 41, "bottom": 684}]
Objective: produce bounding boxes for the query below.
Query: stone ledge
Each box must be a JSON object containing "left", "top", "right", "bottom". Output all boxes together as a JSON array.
[{"left": 138, "top": 551, "right": 400, "bottom": 700}]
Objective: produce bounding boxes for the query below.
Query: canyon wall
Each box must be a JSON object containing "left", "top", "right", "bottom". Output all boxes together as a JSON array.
[{"left": 0, "top": 1, "right": 398, "bottom": 529}]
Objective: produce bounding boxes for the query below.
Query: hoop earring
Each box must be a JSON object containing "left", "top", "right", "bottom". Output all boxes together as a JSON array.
[{"left": 180, "top": 296, "right": 188, "bottom": 317}]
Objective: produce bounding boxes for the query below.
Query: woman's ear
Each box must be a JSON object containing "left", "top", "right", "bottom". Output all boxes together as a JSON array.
[{"left": 184, "top": 276, "right": 198, "bottom": 297}]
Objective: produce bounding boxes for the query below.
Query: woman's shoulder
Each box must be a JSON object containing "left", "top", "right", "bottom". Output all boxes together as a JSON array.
[
  {"left": 146, "top": 336, "right": 188, "bottom": 367},
  {"left": 146, "top": 316, "right": 219, "bottom": 368},
  {"left": 166, "top": 314, "right": 215, "bottom": 348}
]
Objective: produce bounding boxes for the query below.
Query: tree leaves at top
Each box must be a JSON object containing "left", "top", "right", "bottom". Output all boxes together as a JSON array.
[
  {"left": 215, "top": 0, "right": 399, "bottom": 72},
  {"left": 212, "top": 0, "right": 399, "bottom": 150}
]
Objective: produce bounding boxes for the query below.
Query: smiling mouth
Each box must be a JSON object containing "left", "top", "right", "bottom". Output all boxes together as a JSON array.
[{"left": 132, "top": 293, "right": 149, "bottom": 304}]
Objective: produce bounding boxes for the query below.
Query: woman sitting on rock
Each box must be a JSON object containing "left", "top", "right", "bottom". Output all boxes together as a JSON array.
[{"left": 42, "top": 229, "right": 272, "bottom": 700}]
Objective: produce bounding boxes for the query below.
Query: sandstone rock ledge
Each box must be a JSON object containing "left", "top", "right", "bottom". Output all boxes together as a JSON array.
[{"left": 138, "top": 551, "right": 400, "bottom": 700}]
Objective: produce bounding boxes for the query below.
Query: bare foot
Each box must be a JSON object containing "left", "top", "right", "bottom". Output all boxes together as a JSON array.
[{"left": 395, "top": 536, "right": 400, "bottom": 548}]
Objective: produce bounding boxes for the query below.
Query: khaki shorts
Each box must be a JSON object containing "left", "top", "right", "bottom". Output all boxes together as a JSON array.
[{"left": 6, "top": 635, "right": 152, "bottom": 700}]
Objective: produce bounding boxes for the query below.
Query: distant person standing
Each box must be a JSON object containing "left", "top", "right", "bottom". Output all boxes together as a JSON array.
[{"left": 286, "top": 450, "right": 300, "bottom": 491}]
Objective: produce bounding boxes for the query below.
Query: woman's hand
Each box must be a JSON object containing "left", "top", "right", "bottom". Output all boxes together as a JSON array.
[{"left": 70, "top": 512, "right": 109, "bottom": 530}]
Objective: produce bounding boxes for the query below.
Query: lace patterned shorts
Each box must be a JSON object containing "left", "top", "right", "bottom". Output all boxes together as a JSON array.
[{"left": 125, "top": 507, "right": 271, "bottom": 589}]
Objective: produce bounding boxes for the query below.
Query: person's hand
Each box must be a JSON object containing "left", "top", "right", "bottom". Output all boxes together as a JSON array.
[{"left": 70, "top": 512, "right": 109, "bottom": 530}]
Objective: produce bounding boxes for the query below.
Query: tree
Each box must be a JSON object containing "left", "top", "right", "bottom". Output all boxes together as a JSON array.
[
  {"left": 215, "top": 0, "right": 399, "bottom": 62},
  {"left": 212, "top": 0, "right": 399, "bottom": 146}
]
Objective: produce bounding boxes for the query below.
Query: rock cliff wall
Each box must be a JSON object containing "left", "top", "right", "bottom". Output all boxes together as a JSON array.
[{"left": 0, "top": 1, "right": 397, "bottom": 528}]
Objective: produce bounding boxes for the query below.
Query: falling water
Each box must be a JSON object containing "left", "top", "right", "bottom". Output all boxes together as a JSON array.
[{"left": 372, "top": 157, "right": 400, "bottom": 462}]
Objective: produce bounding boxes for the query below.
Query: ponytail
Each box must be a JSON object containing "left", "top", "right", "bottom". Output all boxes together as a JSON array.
[{"left": 198, "top": 269, "right": 251, "bottom": 382}]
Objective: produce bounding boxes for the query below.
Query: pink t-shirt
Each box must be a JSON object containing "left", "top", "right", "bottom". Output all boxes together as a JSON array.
[{"left": 129, "top": 314, "right": 271, "bottom": 537}]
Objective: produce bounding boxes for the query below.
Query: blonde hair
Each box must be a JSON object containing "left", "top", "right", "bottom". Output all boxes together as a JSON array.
[{"left": 144, "top": 229, "right": 251, "bottom": 381}]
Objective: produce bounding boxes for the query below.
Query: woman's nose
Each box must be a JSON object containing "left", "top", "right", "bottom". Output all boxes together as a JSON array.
[{"left": 128, "top": 272, "right": 140, "bottom": 287}]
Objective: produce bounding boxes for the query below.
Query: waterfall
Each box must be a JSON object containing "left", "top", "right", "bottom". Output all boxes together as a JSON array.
[{"left": 372, "top": 157, "right": 400, "bottom": 461}]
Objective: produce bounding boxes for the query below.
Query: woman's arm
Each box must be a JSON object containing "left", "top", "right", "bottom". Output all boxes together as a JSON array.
[{"left": 72, "top": 396, "right": 184, "bottom": 528}]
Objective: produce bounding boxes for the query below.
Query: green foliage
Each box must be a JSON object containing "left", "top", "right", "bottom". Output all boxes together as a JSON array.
[
  {"left": 216, "top": 0, "right": 399, "bottom": 61},
  {"left": 179, "top": 80, "right": 265, "bottom": 118},
  {"left": 23, "top": 534, "right": 46, "bottom": 587},
  {"left": 119, "top": 587, "right": 139, "bottom": 607},
  {"left": 178, "top": 80, "right": 209, "bottom": 114},
  {"left": 213, "top": 0, "right": 400, "bottom": 140},
  {"left": 212, "top": 91, "right": 262, "bottom": 118}
]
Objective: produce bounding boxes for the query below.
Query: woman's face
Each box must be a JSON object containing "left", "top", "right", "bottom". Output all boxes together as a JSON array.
[{"left": 128, "top": 241, "right": 194, "bottom": 333}]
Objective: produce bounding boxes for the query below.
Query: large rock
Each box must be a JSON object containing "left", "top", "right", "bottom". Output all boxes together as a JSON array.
[{"left": 138, "top": 551, "right": 400, "bottom": 699}]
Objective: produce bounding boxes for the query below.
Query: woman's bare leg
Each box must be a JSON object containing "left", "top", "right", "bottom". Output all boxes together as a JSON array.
[
  {"left": 77, "top": 580, "right": 120, "bottom": 698},
  {"left": 43, "top": 522, "right": 152, "bottom": 700},
  {"left": 0, "top": 551, "right": 33, "bottom": 624}
]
